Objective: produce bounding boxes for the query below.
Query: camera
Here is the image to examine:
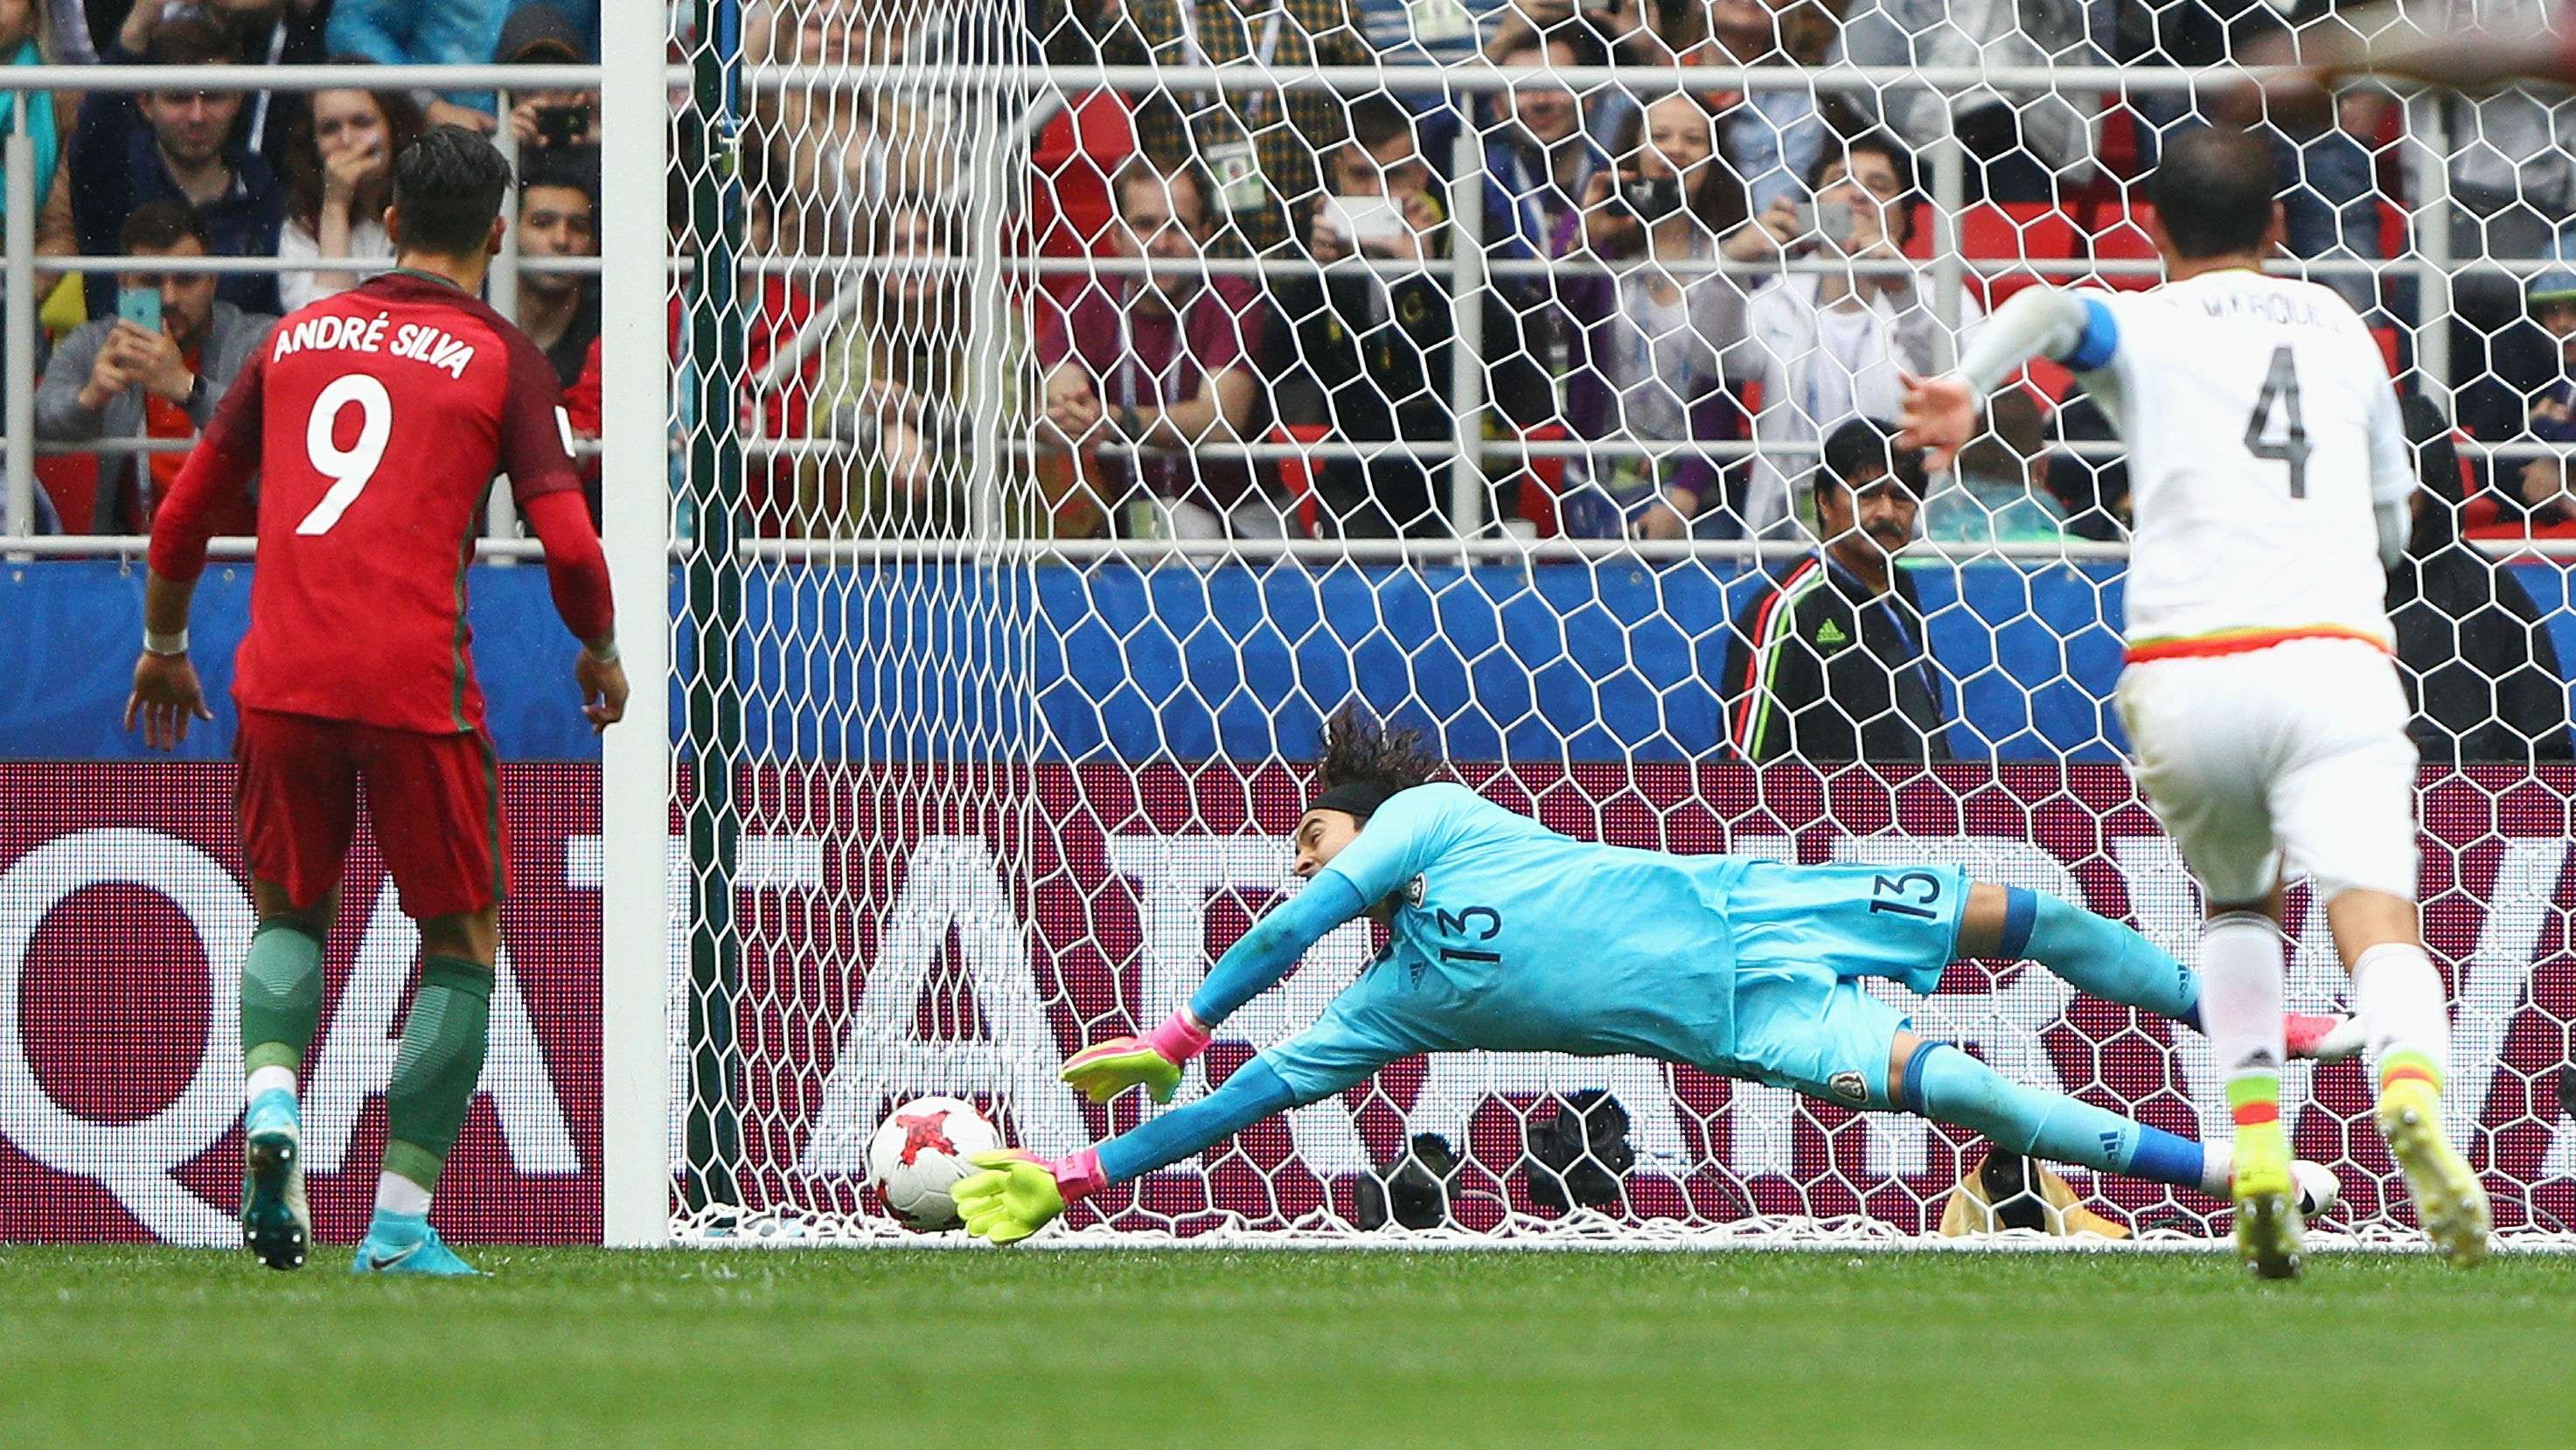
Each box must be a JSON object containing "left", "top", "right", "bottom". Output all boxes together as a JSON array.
[
  {"left": 533, "top": 103, "right": 591, "bottom": 147},
  {"left": 1619, "top": 174, "right": 1684, "bottom": 223},
  {"left": 1355, "top": 1133, "right": 1460, "bottom": 1230},
  {"left": 1525, "top": 1089, "right": 1635, "bottom": 1211}
]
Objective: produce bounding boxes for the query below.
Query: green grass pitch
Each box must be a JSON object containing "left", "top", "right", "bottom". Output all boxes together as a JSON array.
[{"left": 5, "top": 1244, "right": 2570, "bottom": 1448}]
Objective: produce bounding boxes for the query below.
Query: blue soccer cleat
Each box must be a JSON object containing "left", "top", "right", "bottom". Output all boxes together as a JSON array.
[
  {"left": 350, "top": 1210, "right": 484, "bottom": 1278},
  {"left": 240, "top": 1088, "right": 310, "bottom": 1272}
]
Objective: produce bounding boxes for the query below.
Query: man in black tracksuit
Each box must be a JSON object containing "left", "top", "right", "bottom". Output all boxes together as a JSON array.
[{"left": 1724, "top": 417, "right": 1953, "bottom": 763}]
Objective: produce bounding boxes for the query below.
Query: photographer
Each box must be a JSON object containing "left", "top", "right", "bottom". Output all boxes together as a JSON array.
[
  {"left": 35, "top": 200, "right": 274, "bottom": 532},
  {"left": 1271, "top": 98, "right": 1549, "bottom": 536},
  {"left": 497, "top": 5, "right": 599, "bottom": 165},
  {"left": 1559, "top": 89, "right": 1798, "bottom": 538},
  {"left": 1736, "top": 131, "right": 1981, "bottom": 537}
]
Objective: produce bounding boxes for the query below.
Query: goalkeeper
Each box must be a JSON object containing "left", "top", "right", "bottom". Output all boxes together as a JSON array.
[{"left": 957, "top": 715, "right": 2354, "bottom": 1243}]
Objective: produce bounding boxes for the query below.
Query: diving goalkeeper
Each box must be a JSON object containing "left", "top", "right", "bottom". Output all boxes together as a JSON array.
[{"left": 956, "top": 715, "right": 2354, "bottom": 1242}]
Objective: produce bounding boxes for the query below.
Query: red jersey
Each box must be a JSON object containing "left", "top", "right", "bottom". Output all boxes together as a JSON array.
[{"left": 166, "top": 271, "right": 583, "bottom": 735}]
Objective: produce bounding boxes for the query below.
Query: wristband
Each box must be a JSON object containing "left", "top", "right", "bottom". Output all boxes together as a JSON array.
[
  {"left": 1052, "top": 1147, "right": 1109, "bottom": 1205},
  {"left": 143, "top": 627, "right": 188, "bottom": 657},
  {"left": 1145, "top": 1007, "right": 1214, "bottom": 1064},
  {"left": 583, "top": 637, "right": 619, "bottom": 664}
]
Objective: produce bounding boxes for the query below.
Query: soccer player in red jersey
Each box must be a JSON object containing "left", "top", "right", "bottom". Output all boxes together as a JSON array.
[{"left": 125, "top": 127, "right": 626, "bottom": 1277}]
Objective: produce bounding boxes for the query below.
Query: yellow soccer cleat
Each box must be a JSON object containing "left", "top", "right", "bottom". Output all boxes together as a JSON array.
[
  {"left": 2376, "top": 1078, "right": 2491, "bottom": 1268},
  {"left": 2230, "top": 1126, "right": 2305, "bottom": 1281}
]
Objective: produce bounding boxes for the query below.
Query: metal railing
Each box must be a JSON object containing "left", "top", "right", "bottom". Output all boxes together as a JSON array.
[
  {"left": 12, "top": 529, "right": 2573, "bottom": 563},
  {"left": 0, "top": 62, "right": 605, "bottom": 541},
  {"left": 0, "top": 55, "right": 2560, "bottom": 555}
]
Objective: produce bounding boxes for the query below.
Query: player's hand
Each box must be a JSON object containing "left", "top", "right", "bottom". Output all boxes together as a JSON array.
[
  {"left": 2220, "top": 31, "right": 2342, "bottom": 131},
  {"left": 124, "top": 652, "right": 214, "bottom": 751},
  {"left": 1061, "top": 1034, "right": 1186, "bottom": 1105},
  {"left": 575, "top": 648, "right": 629, "bottom": 731},
  {"left": 1895, "top": 371, "right": 1977, "bottom": 475},
  {"left": 953, "top": 1150, "right": 1069, "bottom": 1244}
]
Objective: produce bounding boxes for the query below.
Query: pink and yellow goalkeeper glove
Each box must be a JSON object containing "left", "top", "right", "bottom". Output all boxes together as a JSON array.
[
  {"left": 954, "top": 1148, "right": 1107, "bottom": 1245},
  {"left": 1060, "top": 1009, "right": 1213, "bottom": 1105}
]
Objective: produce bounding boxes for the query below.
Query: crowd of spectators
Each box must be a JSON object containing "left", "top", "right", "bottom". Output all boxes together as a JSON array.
[
  {"left": 3, "top": 0, "right": 601, "bottom": 529},
  {"left": 0, "top": 0, "right": 2570, "bottom": 763}
]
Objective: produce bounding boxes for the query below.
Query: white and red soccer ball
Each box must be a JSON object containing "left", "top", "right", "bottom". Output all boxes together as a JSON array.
[{"left": 867, "top": 1096, "right": 1003, "bottom": 1230}]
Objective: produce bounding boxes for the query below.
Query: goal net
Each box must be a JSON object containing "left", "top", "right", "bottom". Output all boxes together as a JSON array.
[{"left": 660, "top": 0, "right": 2576, "bottom": 1245}]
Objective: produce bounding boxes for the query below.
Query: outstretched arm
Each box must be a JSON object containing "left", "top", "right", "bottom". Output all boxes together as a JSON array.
[
  {"left": 1061, "top": 872, "right": 1368, "bottom": 1105},
  {"left": 1899, "top": 288, "right": 2118, "bottom": 471},
  {"left": 959, "top": 1011, "right": 1408, "bottom": 1244},
  {"left": 953, "top": 1061, "right": 1306, "bottom": 1245}
]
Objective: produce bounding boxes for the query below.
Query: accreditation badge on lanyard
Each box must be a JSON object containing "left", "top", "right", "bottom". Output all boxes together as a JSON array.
[{"left": 1178, "top": 0, "right": 1284, "bottom": 215}]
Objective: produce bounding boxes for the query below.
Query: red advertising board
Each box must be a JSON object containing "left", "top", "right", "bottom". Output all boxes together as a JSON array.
[
  {"left": 0, "top": 764, "right": 601, "bottom": 1245},
  {"left": 5, "top": 762, "right": 2573, "bottom": 1244}
]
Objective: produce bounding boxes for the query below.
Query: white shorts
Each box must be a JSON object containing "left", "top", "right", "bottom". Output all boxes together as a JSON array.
[{"left": 2113, "top": 638, "right": 2421, "bottom": 904}]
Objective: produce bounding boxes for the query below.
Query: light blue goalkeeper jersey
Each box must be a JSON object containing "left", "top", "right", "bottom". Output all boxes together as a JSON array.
[{"left": 1256, "top": 783, "right": 1757, "bottom": 1099}]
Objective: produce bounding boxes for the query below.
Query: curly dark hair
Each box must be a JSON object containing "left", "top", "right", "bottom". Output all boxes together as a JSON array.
[{"left": 1315, "top": 706, "right": 1445, "bottom": 800}]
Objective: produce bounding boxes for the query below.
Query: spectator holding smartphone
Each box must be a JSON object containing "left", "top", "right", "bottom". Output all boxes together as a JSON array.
[
  {"left": 1560, "top": 90, "right": 1798, "bottom": 538},
  {"left": 1736, "top": 131, "right": 1980, "bottom": 537},
  {"left": 1272, "top": 99, "right": 1550, "bottom": 536},
  {"left": 275, "top": 67, "right": 423, "bottom": 311},
  {"left": 498, "top": 4, "right": 599, "bottom": 164},
  {"left": 1274, "top": 99, "right": 1452, "bottom": 537},
  {"left": 35, "top": 200, "right": 274, "bottom": 532}
]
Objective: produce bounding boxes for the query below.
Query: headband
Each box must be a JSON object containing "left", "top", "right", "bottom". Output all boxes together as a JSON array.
[{"left": 1308, "top": 780, "right": 1399, "bottom": 820}]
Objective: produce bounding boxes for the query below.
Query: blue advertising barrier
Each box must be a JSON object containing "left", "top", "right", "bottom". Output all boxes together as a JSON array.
[{"left": 6, "top": 557, "right": 2570, "bottom": 762}]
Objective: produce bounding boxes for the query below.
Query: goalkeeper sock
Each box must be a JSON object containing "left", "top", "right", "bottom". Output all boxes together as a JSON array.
[
  {"left": 2198, "top": 913, "right": 2286, "bottom": 1137},
  {"left": 2002, "top": 888, "right": 2201, "bottom": 1027},
  {"left": 240, "top": 919, "right": 324, "bottom": 1098},
  {"left": 2353, "top": 943, "right": 2449, "bottom": 1101},
  {"left": 380, "top": 956, "right": 494, "bottom": 1206},
  {"left": 1902, "top": 1042, "right": 2209, "bottom": 1190}
]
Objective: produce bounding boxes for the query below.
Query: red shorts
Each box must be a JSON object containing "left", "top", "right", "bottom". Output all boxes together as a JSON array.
[{"left": 233, "top": 708, "right": 505, "bottom": 919}]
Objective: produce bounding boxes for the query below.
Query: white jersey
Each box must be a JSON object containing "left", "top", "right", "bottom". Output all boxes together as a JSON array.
[{"left": 2071, "top": 270, "right": 2413, "bottom": 653}]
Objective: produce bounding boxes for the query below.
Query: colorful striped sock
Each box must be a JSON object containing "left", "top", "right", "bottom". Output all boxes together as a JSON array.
[
  {"left": 2378, "top": 1048, "right": 2443, "bottom": 1098},
  {"left": 2227, "top": 1072, "right": 2284, "bottom": 1135}
]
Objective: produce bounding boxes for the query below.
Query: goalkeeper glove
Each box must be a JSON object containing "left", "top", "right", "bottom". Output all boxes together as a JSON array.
[
  {"left": 1061, "top": 1008, "right": 1213, "bottom": 1105},
  {"left": 954, "top": 1148, "right": 1108, "bottom": 1245}
]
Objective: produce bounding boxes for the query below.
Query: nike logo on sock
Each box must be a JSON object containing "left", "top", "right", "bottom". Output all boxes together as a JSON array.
[{"left": 364, "top": 1242, "right": 424, "bottom": 1272}]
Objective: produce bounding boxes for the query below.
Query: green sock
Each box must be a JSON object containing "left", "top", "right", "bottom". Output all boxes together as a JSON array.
[
  {"left": 382, "top": 956, "right": 495, "bottom": 1194},
  {"left": 240, "top": 921, "right": 324, "bottom": 1076}
]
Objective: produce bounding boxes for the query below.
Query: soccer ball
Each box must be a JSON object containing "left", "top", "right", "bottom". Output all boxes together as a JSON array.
[{"left": 867, "top": 1096, "right": 1003, "bottom": 1230}]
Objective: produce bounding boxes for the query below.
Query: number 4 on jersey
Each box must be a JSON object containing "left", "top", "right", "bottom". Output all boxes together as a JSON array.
[
  {"left": 295, "top": 373, "right": 394, "bottom": 535},
  {"left": 2244, "top": 345, "right": 2312, "bottom": 499}
]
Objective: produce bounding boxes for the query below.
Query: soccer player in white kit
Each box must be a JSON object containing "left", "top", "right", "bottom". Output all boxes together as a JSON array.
[{"left": 1898, "top": 127, "right": 2489, "bottom": 1277}]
